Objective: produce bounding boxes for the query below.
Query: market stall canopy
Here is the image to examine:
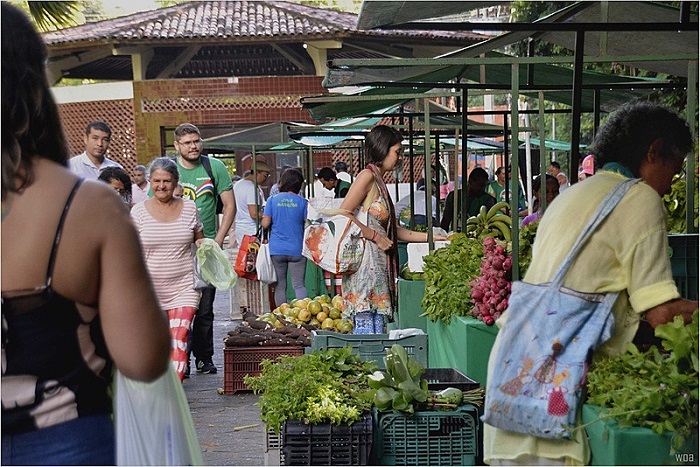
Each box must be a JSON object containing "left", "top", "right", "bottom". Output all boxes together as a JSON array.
[
  {"left": 203, "top": 122, "right": 289, "bottom": 152},
  {"left": 519, "top": 137, "right": 587, "bottom": 152},
  {"left": 441, "top": 137, "right": 504, "bottom": 152},
  {"left": 355, "top": 1, "right": 698, "bottom": 78},
  {"left": 357, "top": 1, "right": 507, "bottom": 30}
]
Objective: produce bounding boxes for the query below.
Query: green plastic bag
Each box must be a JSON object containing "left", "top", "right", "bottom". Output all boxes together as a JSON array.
[{"left": 196, "top": 239, "right": 237, "bottom": 290}]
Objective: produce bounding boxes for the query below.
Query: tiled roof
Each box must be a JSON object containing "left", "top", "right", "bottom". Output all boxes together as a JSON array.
[{"left": 43, "top": 0, "right": 484, "bottom": 46}]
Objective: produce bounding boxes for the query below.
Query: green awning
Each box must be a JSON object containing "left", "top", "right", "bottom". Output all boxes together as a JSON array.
[{"left": 521, "top": 137, "right": 587, "bottom": 152}]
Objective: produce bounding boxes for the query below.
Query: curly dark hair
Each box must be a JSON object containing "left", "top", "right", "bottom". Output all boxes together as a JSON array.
[
  {"left": 364, "top": 125, "right": 403, "bottom": 165},
  {"left": 2, "top": 3, "right": 70, "bottom": 201},
  {"left": 589, "top": 101, "right": 693, "bottom": 177}
]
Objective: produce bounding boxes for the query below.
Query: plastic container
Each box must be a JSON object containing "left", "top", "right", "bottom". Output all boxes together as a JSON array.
[
  {"left": 397, "top": 278, "right": 428, "bottom": 332},
  {"left": 223, "top": 346, "right": 305, "bottom": 394},
  {"left": 668, "top": 234, "right": 699, "bottom": 300},
  {"left": 265, "top": 428, "right": 281, "bottom": 466},
  {"left": 423, "top": 368, "right": 479, "bottom": 392},
  {"left": 373, "top": 405, "right": 479, "bottom": 466},
  {"left": 582, "top": 404, "right": 699, "bottom": 465},
  {"left": 280, "top": 413, "right": 373, "bottom": 466},
  {"left": 307, "top": 331, "right": 428, "bottom": 369}
]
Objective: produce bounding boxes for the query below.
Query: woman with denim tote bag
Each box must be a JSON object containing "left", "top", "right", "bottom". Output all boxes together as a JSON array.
[{"left": 483, "top": 102, "right": 699, "bottom": 466}]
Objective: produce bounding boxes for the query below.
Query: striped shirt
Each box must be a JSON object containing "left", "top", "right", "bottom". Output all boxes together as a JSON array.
[{"left": 131, "top": 199, "right": 203, "bottom": 310}]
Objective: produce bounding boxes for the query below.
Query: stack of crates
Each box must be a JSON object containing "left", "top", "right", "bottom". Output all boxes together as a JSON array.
[{"left": 280, "top": 414, "right": 373, "bottom": 466}]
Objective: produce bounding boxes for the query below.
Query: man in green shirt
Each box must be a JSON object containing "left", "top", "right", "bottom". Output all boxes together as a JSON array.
[
  {"left": 441, "top": 167, "right": 496, "bottom": 231},
  {"left": 317, "top": 166, "right": 351, "bottom": 198},
  {"left": 173, "top": 123, "right": 234, "bottom": 376}
]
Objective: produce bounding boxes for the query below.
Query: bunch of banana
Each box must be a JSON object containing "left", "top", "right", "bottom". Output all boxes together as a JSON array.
[{"left": 465, "top": 201, "right": 513, "bottom": 241}]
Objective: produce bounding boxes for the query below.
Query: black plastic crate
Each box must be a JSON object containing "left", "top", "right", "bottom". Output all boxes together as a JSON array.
[
  {"left": 424, "top": 368, "right": 479, "bottom": 391},
  {"left": 281, "top": 413, "right": 373, "bottom": 465}
]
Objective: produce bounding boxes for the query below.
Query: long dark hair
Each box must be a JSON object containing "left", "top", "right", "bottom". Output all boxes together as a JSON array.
[
  {"left": 364, "top": 125, "right": 403, "bottom": 165},
  {"left": 1, "top": 3, "right": 70, "bottom": 201}
]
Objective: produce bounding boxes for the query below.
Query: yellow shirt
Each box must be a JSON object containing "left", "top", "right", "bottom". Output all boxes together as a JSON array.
[{"left": 484, "top": 171, "right": 680, "bottom": 465}]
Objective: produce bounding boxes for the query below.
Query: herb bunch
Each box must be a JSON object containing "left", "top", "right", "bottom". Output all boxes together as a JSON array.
[
  {"left": 245, "top": 347, "right": 376, "bottom": 432},
  {"left": 420, "top": 233, "right": 484, "bottom": 324},
  {"left": 586, "top": 311, "right": 699, "bottom": 452}
]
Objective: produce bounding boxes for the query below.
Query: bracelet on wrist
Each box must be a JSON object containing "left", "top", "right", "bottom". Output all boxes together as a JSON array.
[{"left": 371, "top": 230, "right": 377, "bottom": 242}]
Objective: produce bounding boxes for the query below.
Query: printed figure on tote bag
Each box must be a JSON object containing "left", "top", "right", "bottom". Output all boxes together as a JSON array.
[{"left": 483, "top": 102, "right": 699, "bottom": 466}]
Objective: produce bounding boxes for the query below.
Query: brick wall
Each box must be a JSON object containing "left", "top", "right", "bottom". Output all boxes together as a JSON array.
[{"left": 58, "top": 76, "right": 326, "bottom": 176}]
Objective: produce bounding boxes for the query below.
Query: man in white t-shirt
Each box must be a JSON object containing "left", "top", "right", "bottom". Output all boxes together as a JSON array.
[
  {"left": 233, "top": 161, "right": 272, "bottom": 245},
  {"left": 68, "top": 121, "right": 123, "bottom": 179},
  {"left": 130, "top": 164, "right": 150, "bottom": 204}
]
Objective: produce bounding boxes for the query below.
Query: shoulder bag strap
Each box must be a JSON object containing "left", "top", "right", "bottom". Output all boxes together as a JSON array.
[
  {"left": 550, "top": 178, "right": 640, "bottom": 286},
  {"left": 199, "top": 155, "right": 218, "bottom": 199}
]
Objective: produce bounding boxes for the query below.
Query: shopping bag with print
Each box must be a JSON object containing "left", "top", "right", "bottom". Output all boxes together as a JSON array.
[
  {"left": 234, "top": 234, "right": 259, "bottom": 280},
  {"left": 482, "top": 178, "right": 639, "bottom": 440}
]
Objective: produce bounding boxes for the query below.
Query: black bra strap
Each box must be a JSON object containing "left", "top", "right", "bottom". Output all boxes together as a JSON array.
[{"left": 45, "top": 179, "right": 84, "bottom": 288}]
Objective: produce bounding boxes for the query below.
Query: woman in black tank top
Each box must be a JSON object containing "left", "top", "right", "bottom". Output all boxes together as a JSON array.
[{"left": 1, "top": 5, "right": 170, "bottom": 465}]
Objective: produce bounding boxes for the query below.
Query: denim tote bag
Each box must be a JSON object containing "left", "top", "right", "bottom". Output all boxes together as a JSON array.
[{"left": 482, "top": 178, "right": 640, "bottom": 440}]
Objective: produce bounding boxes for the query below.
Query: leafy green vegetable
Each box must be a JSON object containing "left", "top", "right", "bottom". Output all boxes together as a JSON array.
[
  {"left": 245, "top": 347, "right": 377, "bottom": 432},
  {"left": 518, "top": 219, "right": 539, "bottom": 277},
  {"left": 372, "top": 344, "right": 485, "bottom": 413},
  {"left": 421, "top": 233, "right": 483, "bottom": 324},
  {"left": 663, "top": 171, "right": 699, "bottom": 234},
  {"left": 586, "top": 310, "right": 699, "bottom": 453}
]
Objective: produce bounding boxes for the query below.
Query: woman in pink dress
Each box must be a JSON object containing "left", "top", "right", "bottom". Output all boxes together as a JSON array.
[{"left": 131, "top": 157, "right": 204, "bottom": 381}]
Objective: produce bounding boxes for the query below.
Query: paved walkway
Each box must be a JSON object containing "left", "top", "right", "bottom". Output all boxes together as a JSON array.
[{"left": 183, "top": 288, "right": 269, "bottom": 466}]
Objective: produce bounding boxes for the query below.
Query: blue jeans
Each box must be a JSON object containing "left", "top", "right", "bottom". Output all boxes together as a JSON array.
[
  {"left": 271, "top": 255, "right": 307, "bottom": 307},
  {"left": 2, "top": 414, "right": 114, "bottom": 465}
]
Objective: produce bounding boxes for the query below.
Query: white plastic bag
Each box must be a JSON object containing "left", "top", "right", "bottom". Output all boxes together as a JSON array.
[
  {"left": 196, "top": 238, "right": 237, "bottom": 290},
  {"left": 114, "top": 365, "right": 204, "bottom": 466},
  {"left": 192, "top": 244, "right": 208, "bottom": 290},
  {"left": 255, "top": 242, "right": 277, "bottom": 284}
]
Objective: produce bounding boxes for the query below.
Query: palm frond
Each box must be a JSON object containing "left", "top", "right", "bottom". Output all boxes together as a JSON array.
[{"left": 28, "top": 1, "right": 80, "bottom": 32}]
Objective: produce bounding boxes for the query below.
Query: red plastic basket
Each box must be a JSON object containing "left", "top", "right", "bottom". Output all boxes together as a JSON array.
[{"left": 223, "top": 346, "right": 305, "bottom": 395}]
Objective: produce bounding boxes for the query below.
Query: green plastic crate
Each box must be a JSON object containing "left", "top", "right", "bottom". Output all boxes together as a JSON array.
[
  {"left": 583, "top": 404, "right": 699, "bottom": 465},
  {"left": 668, "top": 234, "right": 699, "bottom": 300},
  {"left": 307, "top": 331, "right": 428, "bottom": 370},
  {"left": 373, "top": 405, "right": 478, "bottom": 466}
]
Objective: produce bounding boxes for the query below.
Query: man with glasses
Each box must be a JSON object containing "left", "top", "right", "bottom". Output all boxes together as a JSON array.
[{"left": 173, "top": 123, "right": 234, "bottom": 375}]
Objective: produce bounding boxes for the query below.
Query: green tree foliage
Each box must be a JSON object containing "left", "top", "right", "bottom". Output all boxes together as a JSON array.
[{"left": 17, "top": 1, "right": 80, "bottom": 31}]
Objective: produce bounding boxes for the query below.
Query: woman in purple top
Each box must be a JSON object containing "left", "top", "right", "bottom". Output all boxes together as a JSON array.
[
  {"left": 262, "top": 168, "right": 309, "bottom": 307},
  {"left": 522, "top": 174, "right": 560, "bottom": 227}
]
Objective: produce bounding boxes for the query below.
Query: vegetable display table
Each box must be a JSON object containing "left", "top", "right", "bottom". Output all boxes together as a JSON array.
[
  {"left": 427, "top": 315, "right": 498, "bottom": 386},
  {"left": 397, "top": 278, "right": 428, "bottom": 332},
  {"left": 582, "top": 404, "right": 698, "bottom": 465}
]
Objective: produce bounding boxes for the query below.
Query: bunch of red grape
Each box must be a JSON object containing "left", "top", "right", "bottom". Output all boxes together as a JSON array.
[{"left": 469, "top": 236, "right": 512, "bottom": 325}]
